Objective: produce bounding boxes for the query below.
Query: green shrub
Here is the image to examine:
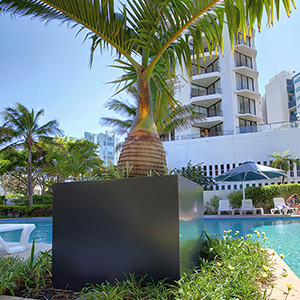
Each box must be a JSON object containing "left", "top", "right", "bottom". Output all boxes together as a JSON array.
[
  {"left": 246, "top": 183, "right": 300, "bottom": 213},
  {"left": 205, "top": 195, "right": 221, "bottom": 214},
  {"left": 13, "top": 195, "right": 53, "bottom": 206},
  {"left": 0, "top": 246, "right": 52, "bottom": 296},
  {"left": 0, "top": 205, "right": 52, "bottom": 218},
  {"left": 0, "top": 196, "right": 5, "bottom": 205},
  {"left": 175, "top": 230, "right": 274, "bottom": 300},
  {"left": 227, "top": 190, "right": 243, "bottom": 208}
]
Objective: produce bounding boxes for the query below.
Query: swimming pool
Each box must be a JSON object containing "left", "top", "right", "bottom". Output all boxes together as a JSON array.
[{"left": 1, "top": 217, "right": 300, "bottom": 277}]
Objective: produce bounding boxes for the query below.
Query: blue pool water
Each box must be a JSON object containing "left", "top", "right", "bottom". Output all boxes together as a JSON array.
[{"left": 1, "top": 217, "right": 300, "bottom": 277}]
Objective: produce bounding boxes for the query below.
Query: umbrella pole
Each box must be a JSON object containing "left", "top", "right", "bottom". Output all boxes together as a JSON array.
[{"left": 243, "top": 181, "right": 245, "bottom": 199}]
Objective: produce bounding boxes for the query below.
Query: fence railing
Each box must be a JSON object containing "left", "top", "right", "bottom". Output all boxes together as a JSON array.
[{"left": 236, "top": 120, "right": 300, "bottom": 134}]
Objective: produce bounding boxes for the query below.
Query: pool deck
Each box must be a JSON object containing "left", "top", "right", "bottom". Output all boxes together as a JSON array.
[{"left": 204, "top": 213, "right": 300, "bottom": 219}]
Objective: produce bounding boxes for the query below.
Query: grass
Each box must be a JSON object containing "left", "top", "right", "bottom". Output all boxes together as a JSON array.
[{"left": 0, "top": 230, "right": 280, "bottom": 299}]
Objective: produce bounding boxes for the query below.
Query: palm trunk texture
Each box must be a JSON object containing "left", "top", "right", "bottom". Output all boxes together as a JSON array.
[
  {"left": 118, "top": 77, "right": 166, "bottom": 176},
  {"left": 27, "top": 143, "right": 34, "bottom": 207}
]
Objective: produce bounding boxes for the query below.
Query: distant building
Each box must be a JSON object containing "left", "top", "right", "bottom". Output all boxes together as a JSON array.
[
  {"left": 293, "top": 72, "right": 300, "bottom": 119},
  {"left": 84, "top": 131, "right": 118, "bottom": 165},
  {"left": 263, "top": 71, "right": 296, "bottom": 124}
]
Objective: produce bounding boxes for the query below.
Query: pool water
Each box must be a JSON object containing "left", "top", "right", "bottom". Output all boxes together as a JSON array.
[
  {"left": 1, "top": 217, "right": 300, "bottom": 278},
  {"left": 0, "top": 218, "right": 52, "bottom": 244}
]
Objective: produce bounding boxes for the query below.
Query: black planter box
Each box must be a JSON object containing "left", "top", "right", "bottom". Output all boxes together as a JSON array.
[{"left": 52, "top": 175, "right": 203, "bottom": 291}]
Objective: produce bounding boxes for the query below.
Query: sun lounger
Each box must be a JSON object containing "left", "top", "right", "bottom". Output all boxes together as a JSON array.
[
  {"left": 0, "top": 224, "right": 36, "bottom": 254},
  {"left": 218, "top": 200, "right": 235, "bottom": 215},
  {"left": 271, "top": 198, "right": 298, "bottom": 215},
  {"left": 240, "top": 199, "right": 257, "bottom": 215}
]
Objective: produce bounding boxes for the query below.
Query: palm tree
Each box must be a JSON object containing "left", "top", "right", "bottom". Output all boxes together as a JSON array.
[
  {"left": 45, "top": 138, "right": 103, "bottom": 181},
  {"left": 0, "top": 0, "right": 295, "bottom": 176},
  {"left": 101, "top": 98, "right": 202, "bottom": 138},
  {"left": 268, "top": 150, "right": 300, "bottom": 183},
  {"left": 1, "top": 103, "right": 62, "bottom": 206}
]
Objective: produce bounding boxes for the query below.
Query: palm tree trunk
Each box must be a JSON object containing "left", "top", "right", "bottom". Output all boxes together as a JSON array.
[
  {"left": 118, "top": 75, "right": 166, "bottom": 176},
  {"left": 28, "top": 143, "right": 33, "bottom": 207}
]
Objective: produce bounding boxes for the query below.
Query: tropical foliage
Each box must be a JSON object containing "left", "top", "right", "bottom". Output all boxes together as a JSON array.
[
  {"left": 268, "top": 150, "right": 300, "bottom": 183},
  {"left": 173, "top": 160, "right": 214, "bottom": 190},
  {"left": 0, "top": 0, "right": 295, "bottom": 176},
  {"left": 0, "top": 231, "right": 280, "bottom": 299},
  {"left": 44, "top": 136, "right": 103, "bottom": 182},
  {"left": 0, "top": 103, "right": 62, "bottom": 206}
]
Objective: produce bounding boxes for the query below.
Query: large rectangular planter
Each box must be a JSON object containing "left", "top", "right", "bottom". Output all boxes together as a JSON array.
[{"left": 52, "top": 175, "right": 203, "bottom": 291}]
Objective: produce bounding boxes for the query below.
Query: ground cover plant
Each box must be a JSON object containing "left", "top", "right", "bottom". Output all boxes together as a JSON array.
[{"left": 0, "top": 230, "right": 284, "bottom": 299}]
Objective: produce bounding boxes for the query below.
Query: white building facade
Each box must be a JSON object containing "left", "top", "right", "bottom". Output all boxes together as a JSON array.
[
  {"left": 163, "top": 28, "right": 300, "bottom": 190},
  {"left": 84, "top": 131, "right": 118, "bottom": 165}
]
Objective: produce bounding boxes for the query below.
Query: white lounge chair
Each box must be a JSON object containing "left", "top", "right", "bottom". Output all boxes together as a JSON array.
[
  {"left": 271, "top": 198, "right": 298, "bottom": 215},
  {"left": 218, "top": 200, "right": 235, "bottom": 215},
  {"left": 240, "top": 199, "right": 257, "bottom": 215},
  {"left": 0, "top": 224, "right": 36, "bottom": 254}
]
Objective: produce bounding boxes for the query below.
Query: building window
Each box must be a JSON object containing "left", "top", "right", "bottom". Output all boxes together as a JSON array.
[
  {"left": 215, "top": 165, "right": 219, "bottom": 176},
  {"left": 236, "top": 33, "right": 251, "bottom": 47},
  {"left": 221, "top": 185, "right": 225, "bottom": 190},
  {"left": 203, "top": 166, "right": 207, "bottom": 176},
  {"left": 221, "top": 164, "right": 224, "bottom": 174},
  {"left": 227, "top": 185, "right": 231, "bottom": 190},
  {"left": 235, "top": 52, "right": 253, "bottom": 68},
  {"left": 200, "top": 123, "right": 223, "bottom": 137},
  {"left": 236, "top": 73, "right": 254, "bottom": 91},
  {"left": 209, "top": 165, "right": 213, "bottom": 176},
  {"left": 238, "top": 95, "right": 256, "bottom": 115},
  {"left": 239, "top": 119, "right": 257, "bottom": 133}
]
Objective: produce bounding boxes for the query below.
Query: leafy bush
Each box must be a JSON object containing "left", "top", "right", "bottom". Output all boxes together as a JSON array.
[
  {"left": 227, "top": 190, "right": 243, "bottom": 208},
  {"left": 0, "top": 205, "right": 52, "bottom": 218},
  {"left": 173, "top": 160, "right": 214, "bottom": 190},
  {"left": 176, "top": 230, "right": 274, "bottom": 300},
  {"left": 0, "top": 196, "right": 5, "bottom": 205},
  {"left": 205, "top": 195, "right": 221, "bottom": 214},
  {"left": 12, "top": 195, "right": 53, "bottom": 206},
  {"left": 0, "top": 245, "right": 52, "bottom": 296}
]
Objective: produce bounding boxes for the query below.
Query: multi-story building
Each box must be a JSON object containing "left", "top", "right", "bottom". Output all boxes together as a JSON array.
[
  {"left": 293, "top": 72, "right": 300, "bottom": 118},
  {"left": 263, "top": 71, "right": 297, "bottom": 124},
  {"left": 162, "top": 28, "right": 300, "bottom": 190},
  {"left": 84, "top": 131, "right": 118, "bottom": 165}
]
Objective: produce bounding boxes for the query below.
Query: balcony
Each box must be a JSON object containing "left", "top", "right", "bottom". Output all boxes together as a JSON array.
[
  {"left": 236, "top": 113, "right": 262, "bottom": 123},
  {"left": 288, "top": 99, "right": 296, "bottom": 109},
  {"left": 191, "top": 84, "right": 222, "bottom": 98},
  {"left": 192, "top": 64, "right": 220, "bottom": 76},
  {"left": 236, "top": 124, "right": 258, "bottom": 134},
  {"left": 236, "top": 120, "right": 300, "bottom": 134}
]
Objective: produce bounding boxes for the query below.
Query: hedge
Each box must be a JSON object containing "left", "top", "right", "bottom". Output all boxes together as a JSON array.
[
  {"left": 11, "top": 195, "right": 53, "bottom": 206},
  {"left": 0, "top": 205, "right": 52, "bottom": 218}
]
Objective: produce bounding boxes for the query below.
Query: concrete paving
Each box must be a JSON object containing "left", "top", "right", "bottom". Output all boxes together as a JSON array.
[
  {"left": 0, "top": 243, "right": 52, "bottom": 258},
  {"left": 265, "top": 251, "right": 300, "bottom": 299}
]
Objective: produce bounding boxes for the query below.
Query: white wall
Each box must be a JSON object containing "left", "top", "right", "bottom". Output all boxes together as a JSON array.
[{"left": 164, "top": 127, "right": 300, "bottom": 168}]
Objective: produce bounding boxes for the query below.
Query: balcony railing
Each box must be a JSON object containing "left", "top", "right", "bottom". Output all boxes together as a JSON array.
[
  {"left": 191, "top": 84, "right": 222, "bottom": 98},
  {"left": 200, "top": 109, "right": 223, "bottom": 118},
  {"left": 192, "top": 64, "right": 220, "bottom": 76},
  {"left": 288, "top": 99, "right": 296, "bottom": 109},
  {"left": 236, "top": 120, "right": 300, "bottom": 134}
]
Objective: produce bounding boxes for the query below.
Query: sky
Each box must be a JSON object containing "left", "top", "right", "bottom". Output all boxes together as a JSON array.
[{"left": 0, "top": 4, "right": 299, "bottom": 139}]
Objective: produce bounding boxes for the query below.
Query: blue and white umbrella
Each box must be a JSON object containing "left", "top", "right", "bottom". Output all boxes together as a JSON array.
[{"left": 213, "top": 161, "right": 286, "bottom": 199}]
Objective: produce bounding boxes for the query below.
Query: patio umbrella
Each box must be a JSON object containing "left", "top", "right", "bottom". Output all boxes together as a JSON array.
[{"left": 213, "top": 161, "right": 287, "bottom": 199}]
